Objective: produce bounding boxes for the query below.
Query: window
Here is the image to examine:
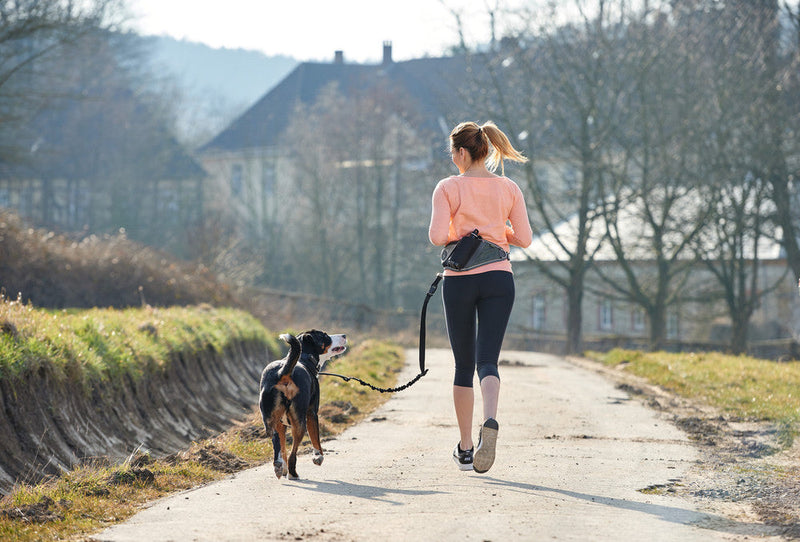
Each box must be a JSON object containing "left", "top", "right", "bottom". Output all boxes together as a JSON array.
[
  {"left": 631, "top": 308, "right": 645, "bottom": 332},
  {"left": 156, "top": 188, "right": 180, "bottom": 226},
  {"left": 532, "top": 294, "right": 546, "bottom": 330},
  {"left": 667, "top": 312, "right": 679, "bottom": 339},
  {"left": 599, "top": 300, "right": 613, "bottom": 331},
  {"left": 67, "top": 183, "right": 90, "bottom": 227},
  {"left": 261, "top": 163, "right": 275, "bottom": 197},
  {"left": 231, "top": 164, "right": 243, "bottom": 197}
]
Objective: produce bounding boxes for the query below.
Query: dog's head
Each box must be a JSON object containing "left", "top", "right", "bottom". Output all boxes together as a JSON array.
[{"left": 298, "top": 330, "right": 347, "bottom": 365}]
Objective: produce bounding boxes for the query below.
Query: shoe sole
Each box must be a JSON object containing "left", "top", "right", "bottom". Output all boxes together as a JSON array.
[{"left": 473, "top": 421, "right": 498, "bottom": 473}]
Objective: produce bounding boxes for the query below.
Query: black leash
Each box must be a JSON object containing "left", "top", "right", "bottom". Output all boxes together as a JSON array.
[{"left": 318, "top": 273, "right": 443, "bottom": 393}]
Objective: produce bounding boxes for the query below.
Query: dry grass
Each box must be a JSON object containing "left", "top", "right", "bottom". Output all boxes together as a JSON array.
[
  {"left": 587, "top": 349, "right": 800, "bottom": 442},
  {"left": 0, "top": 210, "right": 233, "bottom": 309}
]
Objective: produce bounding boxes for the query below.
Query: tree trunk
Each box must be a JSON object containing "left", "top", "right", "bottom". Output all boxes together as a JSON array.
[
  {"left": 565, "top": 279, "right": 583, "bottom": 354},
  {"left": 730, "top": 313, "right": 749, "bottom": 355},
  {"left": 648, "top": 307, "right": 666, "bottom": 351}
]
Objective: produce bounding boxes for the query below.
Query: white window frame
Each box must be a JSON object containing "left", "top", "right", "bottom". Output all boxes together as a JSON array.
[
  {"left": 631, "top": 308, "right": 646, "bottom": 332},
  {"left": 532, "top": 294, "right": 546, "bottom": 330},
  {"left": 599, "top": 299, "right": 613, "bottom": 331},
  {"left": 667, "top": 312, "right": 680, "bottom": 339}
]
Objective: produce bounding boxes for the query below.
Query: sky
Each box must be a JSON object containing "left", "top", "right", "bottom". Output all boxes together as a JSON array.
[{"left": 126, "top": 0, "right": 530, "bottom": 63}]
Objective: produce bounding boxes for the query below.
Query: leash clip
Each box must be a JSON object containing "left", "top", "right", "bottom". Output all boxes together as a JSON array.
[{"left": 427, "top": 273, "right": 444, "bottom": 296}]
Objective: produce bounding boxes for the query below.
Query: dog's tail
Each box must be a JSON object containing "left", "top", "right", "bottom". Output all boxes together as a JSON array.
[{"left": 278, "top": 333, "right": 301, "bottom": 378}]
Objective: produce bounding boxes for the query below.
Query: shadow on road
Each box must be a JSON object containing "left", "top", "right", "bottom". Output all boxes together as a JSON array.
[
  {"left": 483, "top": 477, "right": 772, "bottom": 537},
  {"left": 292, "top": 478, "right": 447, "bottom": 505}
]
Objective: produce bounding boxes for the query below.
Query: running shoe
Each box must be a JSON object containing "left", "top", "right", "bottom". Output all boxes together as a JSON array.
[
  {"left": 452, "top": 443, "right": 473, "bottom": 471},
  {"left": 473, "top": 418, "right": 499, "bottom": 473}
]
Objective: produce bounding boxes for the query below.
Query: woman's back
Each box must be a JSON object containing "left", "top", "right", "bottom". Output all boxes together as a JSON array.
[{"left": 429, "top": 174, "right": 531, "bottom": 251}]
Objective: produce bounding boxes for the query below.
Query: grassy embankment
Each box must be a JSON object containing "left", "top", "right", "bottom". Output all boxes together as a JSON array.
[
  {"left": 0, "top": 296, "right": 404, "bottom": 541},
  {"left": 587, "top": 349, "right": 800, "bottom": 445},
  {"left": 0, "top": 296, "right": 269, "bottom": 383}
]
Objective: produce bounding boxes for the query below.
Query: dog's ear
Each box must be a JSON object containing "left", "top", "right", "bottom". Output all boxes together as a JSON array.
[
  {"left": 316, "top": 331, "right": 332, "bottom": 354},
  {"left": 300, "top": 330, "right": 331, "bottom": 356}
]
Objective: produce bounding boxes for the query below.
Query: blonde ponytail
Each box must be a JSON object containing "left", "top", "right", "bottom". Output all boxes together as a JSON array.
[
  {"left": 450, "top": 121, "right": 528, "bottom": 175},
  {"left": 481, "top": 121, "right": 528, "bottom": 175}
]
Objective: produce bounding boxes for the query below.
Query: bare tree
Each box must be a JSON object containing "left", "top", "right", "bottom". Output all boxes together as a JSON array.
[
  {"left": 280, "top": 85, "right": 353, "bottom": 296},
  {"left": 751, "top": 0, "right": 800, "bottom": 280},
  {"left": 520, "top": 1, "right": 631, "bottom": 354},
  {"left": 461, "top": 1, "right": 644, "bottom": 354},
  {"left": 0, "top": 0, "right": 125, "bottom": 164},
  {"left": 696, "top": 175, "right": 785, "bottom": 353},
  {"left": 591, "top": 2, "right": 717, "bottom": 350},
  {"left": 451, "top": 0, "right": 799, "bottom": 352},
  {"left": 280, "top": 83, "right": 432, "bottom": 308},
  {"left": 682, "top": 0, "right": 798, "bottom": 353},
  {"left": 1, "top": 28, "right": 204, "bottom": 254}
]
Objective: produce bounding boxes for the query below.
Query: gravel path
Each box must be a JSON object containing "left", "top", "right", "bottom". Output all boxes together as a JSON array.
[{"left": 94, "top": 349, "right": 785, "bottom": 541}]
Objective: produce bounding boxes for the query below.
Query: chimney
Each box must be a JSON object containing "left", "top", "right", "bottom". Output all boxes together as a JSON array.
[
  {"left": 382, "top": 41, "right": 392, "bottom": 65},
  {"left": 334, "top": 50, "right": 344, "bottom": 64}
]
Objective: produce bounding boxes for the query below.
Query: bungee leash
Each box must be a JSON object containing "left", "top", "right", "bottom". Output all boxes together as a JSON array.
[{"left": 318, "top": 273, "right": 443, "bottom": 393}]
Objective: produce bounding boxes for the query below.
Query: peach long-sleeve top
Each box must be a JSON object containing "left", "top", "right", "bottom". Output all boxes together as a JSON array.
[{"left": 429, "top": 174, "right": 533, "bottom": 276}]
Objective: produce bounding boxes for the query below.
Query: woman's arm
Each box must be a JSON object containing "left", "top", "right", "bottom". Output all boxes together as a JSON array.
[
  {"left": 428, "top": 184, "right": 452, "bottom": 246},
  {"left": 506, "top": 185, "right": 533, "bottom": 247}
]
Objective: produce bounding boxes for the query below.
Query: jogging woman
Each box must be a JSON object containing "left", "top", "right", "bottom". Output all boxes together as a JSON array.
[{"left": 428, "top": 121, "right": 532, "bottom": 473}]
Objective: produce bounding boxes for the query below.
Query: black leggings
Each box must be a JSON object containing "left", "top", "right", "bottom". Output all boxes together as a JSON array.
[{"left": 442, "top": 271, "right": 515, "bottom": 388}]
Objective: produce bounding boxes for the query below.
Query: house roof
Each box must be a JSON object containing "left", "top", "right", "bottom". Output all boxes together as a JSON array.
[{"left": 201, "top": 52, "right": 475, "bottom": 153}]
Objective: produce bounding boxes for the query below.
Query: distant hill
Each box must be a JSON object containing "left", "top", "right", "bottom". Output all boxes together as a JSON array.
[{"left": 140, "top": 35, "right": 298, "bottom": 146}]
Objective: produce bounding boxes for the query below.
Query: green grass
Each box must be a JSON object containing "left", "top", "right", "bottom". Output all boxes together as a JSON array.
[
  {"left": 587, "top": 348, "right": 800, "bottom": 428},
  {"left": 0, "top": 295, "right": 272, "bottom": 385}
]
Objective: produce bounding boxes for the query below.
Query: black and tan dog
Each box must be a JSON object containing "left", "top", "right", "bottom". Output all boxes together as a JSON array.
[{"left": 259, "top": 330, "right": 347, "bottom": 479}]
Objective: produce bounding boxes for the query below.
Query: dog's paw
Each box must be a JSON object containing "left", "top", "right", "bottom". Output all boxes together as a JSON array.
[
  {"left": 273, "top": 458, "right": 288, "bottom": 479},
  {"left": 312, "top": 448, "right": 324, "bottom": 466},
  {"left": 288, "top": 472, "right": 299, "bottom": 480}
]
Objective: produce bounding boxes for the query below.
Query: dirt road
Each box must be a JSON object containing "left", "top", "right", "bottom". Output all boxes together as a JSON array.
[{"left": 94, "top": 349, "right": 783, "bottom": 541}]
